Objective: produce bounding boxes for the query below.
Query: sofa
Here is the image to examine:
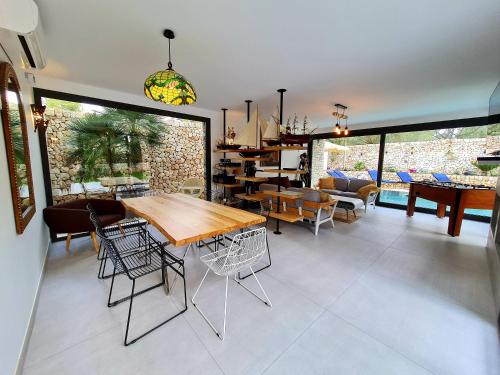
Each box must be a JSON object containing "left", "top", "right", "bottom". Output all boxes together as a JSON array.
[
  {"left": 316, "top": 176, "right": 379, "bottom": 212},
  {"left": 258, "top": 183, "right": 337, "bottom": 235}
]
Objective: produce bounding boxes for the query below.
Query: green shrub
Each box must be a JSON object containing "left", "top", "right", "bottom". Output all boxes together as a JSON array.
[{"left": 353, "top": 161, "right": 366, "bottom": 171}]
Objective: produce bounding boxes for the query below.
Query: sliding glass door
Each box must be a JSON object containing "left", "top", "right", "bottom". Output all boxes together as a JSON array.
[
  {"left": 311, "top": 120, "right": 499, "bottom": 221},
  {"left": 311, "top": 136, "right": 380, "bottom": 186},
  {"left": 379, "top": 126, "right": 498, "bottom": 218}
]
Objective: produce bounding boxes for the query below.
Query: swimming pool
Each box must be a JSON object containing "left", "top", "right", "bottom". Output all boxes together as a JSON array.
[{"left": 379, "top": 189, "right": 492, "bottom": 218}]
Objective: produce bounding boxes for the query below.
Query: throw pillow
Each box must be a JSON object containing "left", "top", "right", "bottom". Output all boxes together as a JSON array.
[
  {"left": 318, "top": 177, "right": 335, "bottom": 190},
  {"left": 357, "top": 184, "right": 380, "bottom": 200}
]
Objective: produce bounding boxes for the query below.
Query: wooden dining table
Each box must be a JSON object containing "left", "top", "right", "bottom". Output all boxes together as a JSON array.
[{"left": 121, "top": 193, "right": 266, "bottom": 246}]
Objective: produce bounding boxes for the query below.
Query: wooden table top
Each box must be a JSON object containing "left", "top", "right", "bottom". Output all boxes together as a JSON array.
[{"left": 121, "top": 193, "right": 266, "bottom": 246}]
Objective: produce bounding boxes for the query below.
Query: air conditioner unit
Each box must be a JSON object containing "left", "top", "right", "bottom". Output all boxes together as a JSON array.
[{"left": 17, "top": 20, "right": 46, "bottom": 70}]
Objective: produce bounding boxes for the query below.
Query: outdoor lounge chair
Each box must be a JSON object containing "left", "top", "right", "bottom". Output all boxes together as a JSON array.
[
  {"left": 367, "top": 170, "right": 398, "bottom": 183},
  {"left": 432, "top": 173, "right": 452, "bottom": 183},
  {"left": 396, "top": 171, "right": 414, "bottom": 183},
  {"left": 326, "top": 169, "right": 349, "bottom": 179}
]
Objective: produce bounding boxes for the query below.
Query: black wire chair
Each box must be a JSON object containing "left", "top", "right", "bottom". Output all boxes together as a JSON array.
[
  {"left": 88, "top": 206, "right": 187, "bottom": 346},
  {"left": 87, "top": 204, "right": 149, "bottom": 279}
]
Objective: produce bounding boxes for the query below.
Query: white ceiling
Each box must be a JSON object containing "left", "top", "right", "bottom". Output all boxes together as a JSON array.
[{"left": 35, "top": 0, "right": 500, "bottom": 128}]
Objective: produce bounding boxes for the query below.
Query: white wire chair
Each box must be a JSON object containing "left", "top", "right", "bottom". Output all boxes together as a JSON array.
[{"left": 191, "top": 227, "right": 272, "bottom": 340}]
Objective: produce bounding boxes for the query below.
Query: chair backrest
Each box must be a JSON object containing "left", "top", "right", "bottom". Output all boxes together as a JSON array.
[
  {"left": 367, "top": 170, "right": 378, "bottom": 181},
  {"left": 141, "top": 189, "right": 164, "bottom": 197},
  {"left": 432, "top": 173, "right": 452, "bottom": 183},
  {"left": 396, "top": 171, "right": 413, "bottom": 183},
  {"left": 100, "top": 237, "right": 126, "bottom": 274},
  {"left": 221, "top": 227, "right": 267, "bottom": 275},
  {"left": 87, "top": 203, "right": 107, "bottom": 239},
  {"left": 335, "top": 170, "right": 348, "bottom": 179},
  {"left": 326, "top": 170, "right": 338, "bottom": 177},
  {"left": 182, "top": 178, "right": 204, "bottom": 187}
]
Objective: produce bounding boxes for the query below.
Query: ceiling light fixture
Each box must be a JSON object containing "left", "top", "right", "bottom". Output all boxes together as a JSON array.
[
  {"left": 144, "top": 29, "right": 197, "bottom": 106},
  {"left": 332, "top": 104, "right": 348, "bottom": 136}
]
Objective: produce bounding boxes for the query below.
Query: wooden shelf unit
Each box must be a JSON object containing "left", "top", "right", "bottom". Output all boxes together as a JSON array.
[
  {"left": 215, "top": 149, "right": 241, "bottom": 153},
  {"left": 237, "top": 157, "right": 269, "bottom": 161},
  {"left": 263, "top": 145, "right": 307, "bottom": 151},
  {"left": 213, "top": 182, "right": 242, "bottom": 188},
  {"left": 235, "top": 176, "right": 268, "bottom": 183},
  {"left": 261, "top": 169, "right": 306, "bottom": 174}
]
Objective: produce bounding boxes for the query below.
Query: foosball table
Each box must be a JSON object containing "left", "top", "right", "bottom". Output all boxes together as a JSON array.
[{"left": 406, "top": 181, "right": 495, "bottom": 236}]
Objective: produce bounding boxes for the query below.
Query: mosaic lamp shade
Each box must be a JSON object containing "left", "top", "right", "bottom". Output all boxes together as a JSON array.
[{"left": 144, "top": 69, "right": 197, "bottom": 106}]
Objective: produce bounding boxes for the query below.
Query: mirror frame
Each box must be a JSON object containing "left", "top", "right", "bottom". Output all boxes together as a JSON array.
[{"left": 0, "top": 62, "right": 36, "bottom": 234}]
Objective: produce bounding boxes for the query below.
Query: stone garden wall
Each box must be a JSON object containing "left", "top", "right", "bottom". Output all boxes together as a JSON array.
[
  {"left": 329, "top": 137, "right": 500, "bottom": 175},
  {"left": 45, "top": 109, "right": 205, "bottom": 204}
]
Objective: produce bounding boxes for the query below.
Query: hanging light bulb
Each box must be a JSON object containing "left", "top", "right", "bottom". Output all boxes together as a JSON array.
[
  {"left": 343, "top": 112, "right": 349, "bottom": 135},
  {"left": 335, "top": 123, "right": 341, "bottom": 134}
]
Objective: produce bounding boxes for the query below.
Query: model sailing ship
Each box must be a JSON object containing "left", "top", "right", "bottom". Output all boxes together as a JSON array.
[
  {"left": 280, "top": 114, "right": 315, "bottom": 146},
  {"left": 228, "top": 104, "right": 317, "bottom": 151},
  {"left": 234, "top": 105, "right": 273, "bottom": 156}
]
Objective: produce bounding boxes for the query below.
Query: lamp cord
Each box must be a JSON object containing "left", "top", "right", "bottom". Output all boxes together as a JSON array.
[{"left": 168, "top": 38, "right": 172, "bottom": 69}]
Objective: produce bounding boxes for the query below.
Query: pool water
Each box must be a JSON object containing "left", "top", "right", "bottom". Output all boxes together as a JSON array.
[{"left": 380, "top": 190, "right": 492, "bottom": 218}]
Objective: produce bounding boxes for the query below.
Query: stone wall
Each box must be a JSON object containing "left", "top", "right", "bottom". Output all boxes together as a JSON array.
[
  {"left": 148, "top": 120, "right": 205, "bottom": 193},
  {"left": 311, "top": 139, "right": 325, "bottom": 187},
  {"left": 45, "top": 109, "right": 205, "bottom": 204},
  {"left": 328, "top": 137, "right": 500, "bottom": 175}
]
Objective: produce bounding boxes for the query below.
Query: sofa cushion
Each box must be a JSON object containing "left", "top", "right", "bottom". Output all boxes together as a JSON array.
[
  {"left": 347, "top": 178, "right": 373, "bottom": 192},
  {"left": 334, "top": 178, "right": 349, "bottom": 191},
  {"left": 318, "top": 177, "right": 335, "bottom": 190},
  {"left": 320, "top": 189, "right": 341, "bottom": 195}
]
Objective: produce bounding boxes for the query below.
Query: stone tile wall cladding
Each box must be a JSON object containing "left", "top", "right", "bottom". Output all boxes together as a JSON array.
[
  {"left": 45, "top": 109, "right": 205, "bottom": 205},
  {"left": 311, "top": 136, "right": 500, "bottom": 188}
]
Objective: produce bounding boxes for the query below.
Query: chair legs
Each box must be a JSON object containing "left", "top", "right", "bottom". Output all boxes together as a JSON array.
[
  {"left": 107, "top": 261, "right": 188, "bottom": 346},
  {"left": 192, "top": 266, "right": 272, "bottom": 341},
  {"left": 90, "top": 232, "right": 99, "bottom": 253},
  {"left": 65, "top": 233, "right": 72, "bottom": 254}
]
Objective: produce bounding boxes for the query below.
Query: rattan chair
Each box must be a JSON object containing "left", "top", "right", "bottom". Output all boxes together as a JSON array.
[
  {"left": 89, "top": 207, "right": 187, "bottom": 346},
  {"left": 191, "top": 227, "right": 272, "bottom": 340}
]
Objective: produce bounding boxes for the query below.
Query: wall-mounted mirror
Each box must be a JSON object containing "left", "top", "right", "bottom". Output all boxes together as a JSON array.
[{"left": 1, "top": 62, "right": 36, "bottom": 233}]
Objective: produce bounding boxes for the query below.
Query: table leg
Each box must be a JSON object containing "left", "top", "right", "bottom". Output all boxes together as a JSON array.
[
  {"left": 436, "top": 203, "right": 446, "bottom": 218},
  {"left": 407, "top": 185, "right": 416, "bottom": 217},
  {"left": 447, "top": 191, "right": 464, "bottom": 237}
]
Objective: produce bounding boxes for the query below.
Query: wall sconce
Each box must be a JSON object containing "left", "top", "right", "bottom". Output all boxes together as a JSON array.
[{"left": 31, "top": 104, "right": 49, "bottom": 132}]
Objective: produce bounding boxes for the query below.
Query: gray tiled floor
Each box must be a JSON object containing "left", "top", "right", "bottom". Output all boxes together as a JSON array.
[{"left": 23, "top": 207, "right": 500, "bottom": 375}]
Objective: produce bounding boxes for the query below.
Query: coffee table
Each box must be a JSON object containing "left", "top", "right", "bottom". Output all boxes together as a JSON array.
[{"left": 329, "top": 194, "right": 365, "bottom": 220}]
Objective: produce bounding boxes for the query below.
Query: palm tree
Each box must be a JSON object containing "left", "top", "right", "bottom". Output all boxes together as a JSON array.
[
  {"left": 102, "top": 108, "right": 166, "bottom": 172},
  {"left": 66, "top": 113, "right": 124, "bottom": 178},
  {"left": 66, "top": 109, "right": 166, "bottom": 181}
]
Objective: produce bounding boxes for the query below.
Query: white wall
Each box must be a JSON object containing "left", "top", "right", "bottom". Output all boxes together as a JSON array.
[{"left": 0, "top": 55, "right": 50, "bottom": 374}]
